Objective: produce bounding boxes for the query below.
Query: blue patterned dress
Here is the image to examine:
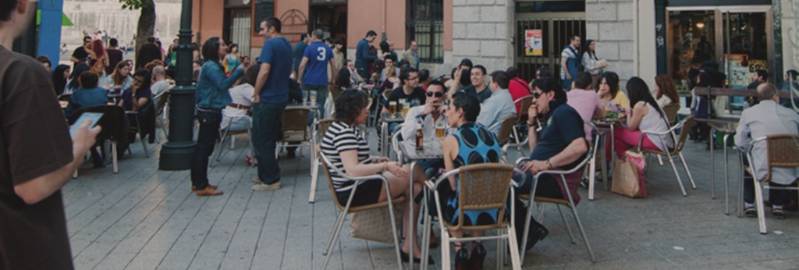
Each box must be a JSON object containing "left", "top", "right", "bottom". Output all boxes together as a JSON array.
[{"left": 442, "top": 123, "right": 502, "bottom": 225}]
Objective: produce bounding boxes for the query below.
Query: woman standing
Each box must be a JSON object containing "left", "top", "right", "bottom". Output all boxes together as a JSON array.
[
  {"left": 88, "top": 39, "right": 109, "bottom": 75},
  {"left": 612, "top": 77, "right": 673, "bottom": 158},
  {"left": 224, "top": 43, "right": 241, "bottom": 74},
  {"left": 191, "top": 37, "right": 245, "bottom": 196},
  {"left": 582, "top": 40, "right": 607, "bottom": 87}
]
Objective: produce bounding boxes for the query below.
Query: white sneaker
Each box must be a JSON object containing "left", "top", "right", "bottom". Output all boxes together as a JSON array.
[
  {"left": 252, "top": 182, "right": 281, "bottom": 191},
  {"left": 251, "top": 177, "right": 262, "bottom": 184}
]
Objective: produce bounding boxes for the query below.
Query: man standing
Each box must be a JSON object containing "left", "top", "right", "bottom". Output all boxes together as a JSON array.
[
  {"left": 560, "top": 35, "right": 581, "bottom": 91},
  {"left": 476, "top": 70, "right": 516, "bottom": 135},
  {"left": 298, "top": 29, "right": 336, "bottom": 118},
  {"left": 71, "top": 35, "right": 91, "bottom": 63},
  {"left": 106, "top": 38, "right": 124, "bottom": 74},
  {"left": 292, "top": 33, "right": 310, "bottom": 77},
  {"left": 461, "top": 65, "right": 492, "bottom": 103},
  {"left": 402, "top": 40, "right": 420, "bottom": 70},
  {"left": 1, "top": 0, "right": 101, "bottom": 268},
  {"left": 355, "top": 30, "right": 378, "bottom": 80},
  {"left": 735, "top": 83, "right": 799, "bottom": 218},
  {"left": 252, "top": 17, "right": 292, "bottom": 191}
]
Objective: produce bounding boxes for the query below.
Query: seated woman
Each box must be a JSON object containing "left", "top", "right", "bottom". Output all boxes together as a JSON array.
[
  {"left": 596, "top": 72, "right": 630, "bottom": 113},
  {"left": 613, "top": 77, "right": 673, "bottom": 158},
  {"left": 221, "top": 65, "right": 257, "bottom": 166},
  {"left": 120, "top": 69, "right": 155, "bottom": 144},
  {"left": 438, "top": 92, "right": 502, "bottom": 268},
  {"left": 655, "top": 74, "right": 679, "bottom": 108},
  {"left": 101, "top": 60, "right": 133, "bottom": 94},
  {"left": 320, "top": 90, "right": 429, "bottom": 263}
]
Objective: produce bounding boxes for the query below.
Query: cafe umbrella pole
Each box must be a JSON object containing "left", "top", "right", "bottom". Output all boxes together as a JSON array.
[{"left": 159, "top": 0, "right": 196, "bottom": 170}]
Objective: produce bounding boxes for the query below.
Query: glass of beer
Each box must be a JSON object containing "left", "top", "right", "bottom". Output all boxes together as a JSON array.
[
  {"left": 435, "top": 119, "right": 446, "bottom": 138},
  {"left": 401, "top": 101, "right": 410, "bottom": 117},
  {"left": 388, "top": 101, "right": 397, "bottom": 115}
]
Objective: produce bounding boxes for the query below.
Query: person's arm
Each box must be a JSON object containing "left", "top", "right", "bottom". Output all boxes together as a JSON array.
[
  {"left": 475, "top": 102, "right": 496, "bottom": 129},
  {"left": 206, "top": 64, "right": 244, "bottom": 92},
  {"left": 297, "top": 56, "right": 309, "bottom": 85},
  {"left": 527, "top": 137, "right": 588, "bottom": 173},
  {"left": 340, "top": 149, "right": 389, "bottom": 177},
  {"left": 328, "top": 57, "right": 337, "bottom": 84},
  {"left": 447, "top": 67, "right": 463, "bottom": 97},
  {"left": 253, "top": 63, "right": 271, "bottom": 103},
  {"left": 526, "top": 103, "right": 540, "bottom": 150},
  {"left": 560, "top": 50, "right": 570, "bottom": 79},
  {"left": 626, "top": 102, "right": 648, "bottom": 130},
  {"left": 15, "top": 121, "right": 100, "bottom": 204},
  {"left": 400, "top": 107, "right": 419, "bottom": 144},
  {"left": 734, "top": 112, "right": 751, "bottom": 149}
]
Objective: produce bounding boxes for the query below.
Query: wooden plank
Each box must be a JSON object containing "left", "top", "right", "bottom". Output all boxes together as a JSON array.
[
  {"left": 311, "top": 182, "right": 343, "bottom": 270},
  {"left": 278, "top": 164, "right": 314, "bottom": 270},
  {"left": 217, "top": 171, "right": 274, "bottom": 270},
  {"left": 249, "top": 161, "right": 300, "bottom": 269}
]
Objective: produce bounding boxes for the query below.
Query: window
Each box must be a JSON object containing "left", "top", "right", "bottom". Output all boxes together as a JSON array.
[
  {"left": 408, "top": 0, "right": 443, "bottom": 63},
  {"left": 254, "top": 0, "right": 274, "bottom": 34}
]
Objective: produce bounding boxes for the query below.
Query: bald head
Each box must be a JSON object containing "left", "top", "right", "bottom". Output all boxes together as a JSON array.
[{"left": 757, "top": 83, "right": 778, "bottom": 101}]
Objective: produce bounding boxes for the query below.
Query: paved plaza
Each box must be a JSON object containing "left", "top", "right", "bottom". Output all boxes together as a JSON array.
[{"left": 63, "top": 137, "right": 799, "bottom": 270}]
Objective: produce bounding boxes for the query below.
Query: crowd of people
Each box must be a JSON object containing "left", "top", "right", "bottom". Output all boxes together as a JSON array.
[{"left": 2, "top": 0, "right": 799, "bottom": 266}]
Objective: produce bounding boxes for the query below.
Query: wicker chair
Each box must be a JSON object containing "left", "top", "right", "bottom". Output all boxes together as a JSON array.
[
  {"left": 636, "top": 116, "right": 698, "bottom": 196},
  {"left": 278, "top": 106, "right": 312, "bottom": 157},
  {"left": 308, "top": 118, "right": 335, "bottom": 203},
  {"left": 662, "top": 102, "right": 680, "bottom": 125},
  {"left": 744, "top": 135, "right": 799, "bottom": 234},
  {"left": 423, "top": 163, "right": 522, "bottom": 270},
  {"left": 318, "top": 151, "right": 405, "bottom": 270},
  {"left": 515, "top": 134, "right": 599, "bottom": 264}
]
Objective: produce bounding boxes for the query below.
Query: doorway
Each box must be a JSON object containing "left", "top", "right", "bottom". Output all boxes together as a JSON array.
[
  {"left": 514, "top": 1, "right": 585, "bottom": 81},
  {"left": 666, "top": 6, "right": 773, "bottom": 89},
  {"left": 309, "top": 0, "right": 347, "bottom": 48}
]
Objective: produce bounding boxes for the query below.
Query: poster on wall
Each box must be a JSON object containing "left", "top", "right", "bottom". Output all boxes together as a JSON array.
[{"left": 525, "top": 29, "right": 543, "bottom": 56}]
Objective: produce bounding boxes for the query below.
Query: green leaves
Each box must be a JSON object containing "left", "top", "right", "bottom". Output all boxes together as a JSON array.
[{"left": 119, "top": 0, "right": 153, "bottom": 10}]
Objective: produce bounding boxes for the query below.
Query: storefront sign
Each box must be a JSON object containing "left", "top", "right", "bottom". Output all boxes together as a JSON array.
[{"left": 525, "top": 29, "right": 543, "bottom": 56}]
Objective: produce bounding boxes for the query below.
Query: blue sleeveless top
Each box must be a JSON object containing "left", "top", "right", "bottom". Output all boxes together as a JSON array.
[{"left": 446, "top": 123, "right": 502, "bottom": 225}]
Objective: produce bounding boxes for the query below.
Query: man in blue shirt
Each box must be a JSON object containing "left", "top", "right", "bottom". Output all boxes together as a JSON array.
[
  {"left": 297, "top": 29, "right": 336, "bottom": 118},
  {"left": 252, "top": 17, "right": 292, "bottom": 191},
  {"left": 292, "top": 33, "right": 309, "bottom": 77},
  {"left": 355, "top": 30, "right": 378, "bottom": 80}
]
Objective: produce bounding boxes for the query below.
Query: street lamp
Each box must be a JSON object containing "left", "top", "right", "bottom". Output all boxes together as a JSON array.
[{"left": 159, "top": 0, "right": 196, "bottom": 170}]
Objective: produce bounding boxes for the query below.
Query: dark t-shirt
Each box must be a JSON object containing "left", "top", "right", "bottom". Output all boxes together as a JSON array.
[
  {"left": 72, "top": 46, "right": 88, "bottom": 62},
  {"left": 106, "top": 48, "right": 124, "bottom": 74},
  {"left": 258, "top": 37, "right": 292, "bottom": 104},
  {"left": 460, "top": 85, "right": 492, "bottom": 103},
  {"left": 122, "top": 86, "right": 152, "bottom": 111},
  {"left": 386, "top": 86, "right": 426, "bottom": 107},
  {"left": 529, "top": 104, "right": 585, "bottom": 169},
  {"left": 0, "top": 46, "right": 75, "bottom": 269}
]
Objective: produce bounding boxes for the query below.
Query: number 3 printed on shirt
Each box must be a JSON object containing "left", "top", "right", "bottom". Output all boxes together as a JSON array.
[{"left": 316, "top": 47, "right": 327, "bottom": 61}]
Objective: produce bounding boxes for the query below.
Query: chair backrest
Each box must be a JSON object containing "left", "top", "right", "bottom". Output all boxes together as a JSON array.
[
  {"left": 662, "top": 102, "right": 680, "bottom": 125},
  {"left": 766, "top": 135, "right": 799, "bottom": 182},
  {"left": 318, "top": 148, "right": 346, "bottom": 210},
  {"left": 496, "top": 117, "right": 518, "bottom": 145},
  {"left": 72, "top": 105, "right": 128, "bottom": 143},
  {"left": 455, "top": 163, "right": 514, "bottom": 230},
  {"left": 282, "top": 107, "right": 311, "bottom": 140},
  {"left": 673, "top": 116, "right": 696, "bottom": 152},
  {"left": 154, "top": 92, "right": 170, "bottom": 116},
  {"left": 316, "top": 118, "right": 335, "bottom": 140},
  {"left": 514, "top": 95, "right": 534, "bottom": 122}
]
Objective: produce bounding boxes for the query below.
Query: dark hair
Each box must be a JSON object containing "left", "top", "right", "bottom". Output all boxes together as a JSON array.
[
  {"left": 574, "top": 71, "right": 593, "bottom": 89},
  {"left": 533, "top": 78, "right": 566, "bottom": 106},
  {"left": 78, "top": 71, "right": 99, "bottom": 89},
  {"left": 583, "top": 39, "right": 597, "bottom": 60},
  {"left": 336, "top": 67, "right": 352, "bottom": 89},
  {"left": 626, "top": 77, "right": 664, "bottom": 119},
  {"left": 83, "top": 36, "right": 92, "bottom": 42},
  {"left": 0, "top": 0, "right": 17, "bottom": 21},
  {"left": 459, "top": 68, "right": 471, "bottom": 86},
  {"left": 490, "top": 70, "right": 509, "bottom": 89},
  {"left": 380, "top": 41, "right": 390, "bottom": 53},
  {"left": 452, "top": 92, "right": 480, "bottom": 122},
  {"left": 202, "top": 37, "right": 223, "bottom": 66},
  {"left": 366, "top": 30, "right": 377, "bottom": 37},
  {"left": 109, "top": 38, "right": 119, "bottom": 47},
  {"left": 68, "top": 62, "right": 90, "bottom": 90},
  {"left": 472, "top": 65, "right": 487, "bottom": 76},
  {"left": 147, "top": 37, "right": 157, "bottom": 43},
  {"left": 756, "top": 69, "right": 768, "bottom": 81},
  {"left": 419, "top": 69, "right": 430, "bottom": 82},
  {"left": 53, "top": 64, "right": 70, "bottom": 95},
  {"left": 599, "top": 72, "right": 620, "bottom": 98},
  {"left": 505, "top": 66, "right": 519, "bottom": 79},
  {"left": 428, "top": 79, "right": 445, "bottom": 92},
  {"left": 229, "top": 43, "right": 238, "bottom": 53},
  {"left": 36, "top": 56, "right": 51, "bottom": 67},
  {"left": 788, "top": 70, "right": 799, "bottom": 81},
  {"left": 133, "top": 68, "right": 152, "bottom": 91},
  {"left": 655, "top": 74, "right": 678, "bottom": 104},
  {"left": 570, "top": 35, "right": 581, "bottom": 42},
  {"left": 245, "top": 63, "right": 261, "bottom": 86},
  {"left": 265, "top": 17, "right": 282, "bottom": 33},
  {"left": 334, "top": 89, "right": 369, "bottom": 124},
  {"left": 300, "top": 33, "right": 308, "bottom": 41},
  {"left": 459, "top": 58, "right": 473, "bottom": 69},
  {"left": 400, "top": 68, "right": 418, "bottom": 85}
]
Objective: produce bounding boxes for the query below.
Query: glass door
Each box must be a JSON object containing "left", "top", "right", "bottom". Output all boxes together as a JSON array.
[{"left": 721, "top": 8, "right": 772, "bottom": 89}]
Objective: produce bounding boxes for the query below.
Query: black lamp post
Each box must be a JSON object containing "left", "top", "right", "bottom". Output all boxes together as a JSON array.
[{"left": 159, "top": 0, "right": 196, "bottom": 170}]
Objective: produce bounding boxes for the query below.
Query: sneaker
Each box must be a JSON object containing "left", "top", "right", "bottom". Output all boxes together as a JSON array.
[
  {"left": 772, "top": 206, "right": 786, "bottom": 219},
  {"left": 251, "top": 177, "right": 262, "bottom": 184},
  {"left": 744, "top": 203, "right": 757, "bottom": 217},
  {"left": 252, "top": 182, "right": 281, "bottom": 191}
]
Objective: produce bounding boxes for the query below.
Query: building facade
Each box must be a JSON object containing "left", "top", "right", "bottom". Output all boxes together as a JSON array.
[{"left": 193, "top": 0, "right": 795, "bottom": 86}]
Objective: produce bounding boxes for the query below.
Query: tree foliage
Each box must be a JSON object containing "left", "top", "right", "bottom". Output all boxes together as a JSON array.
[{"left": 119, "top": 0, "right": 153, "bottom": 10}]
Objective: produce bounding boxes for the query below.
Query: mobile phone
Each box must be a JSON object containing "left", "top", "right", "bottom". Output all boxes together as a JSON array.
[{"left": 70, "top": 112, "right": 103, "bottom": 137}]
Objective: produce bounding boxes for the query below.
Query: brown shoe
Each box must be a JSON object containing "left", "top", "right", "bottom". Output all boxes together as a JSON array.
[
  {"left": 192, "top": 184, "right": 218, "bottom": 191},
  {"left": 195, "top": 186, "right": 223, "bottom": 196}
]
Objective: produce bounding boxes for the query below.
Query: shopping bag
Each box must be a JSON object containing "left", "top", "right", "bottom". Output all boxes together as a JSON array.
[{"left": 611, "top": 150, "right": 648, "bottom": 198}]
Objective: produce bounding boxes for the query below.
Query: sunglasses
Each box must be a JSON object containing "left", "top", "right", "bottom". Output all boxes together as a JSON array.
[
  {"left": 531, "top": 92, "right": 542, "bottom": 99},
  {"left": 426, "top": 91, "right": 444, "bottom": 98}
]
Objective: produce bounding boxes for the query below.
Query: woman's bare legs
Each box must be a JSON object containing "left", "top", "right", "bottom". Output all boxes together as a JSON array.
[{"left": 379, "top": 169, "right": 425, "bottom": 257}]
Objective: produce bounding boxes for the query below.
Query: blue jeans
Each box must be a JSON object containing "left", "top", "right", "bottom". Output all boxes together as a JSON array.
[
  {"left": 304, "top": 84, "right": 327, "bottom": 119},
  {"left": 252, "top": 102, "right": 287, "bottom": 184}
]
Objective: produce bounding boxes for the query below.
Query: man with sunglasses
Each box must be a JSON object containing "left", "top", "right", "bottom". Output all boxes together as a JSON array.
[
  {"left": 476, "top": 70, "right": 516, "bottom": 135},
  {"left": 399, "top": 80, "right": 448, "bottom": 177}
]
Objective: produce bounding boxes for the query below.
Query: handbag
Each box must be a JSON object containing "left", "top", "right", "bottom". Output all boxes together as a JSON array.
[
  {"left": 611, "top": 150, "right": 648, "bottom": 198},
  {"left": 350, "top": 204, "right": 403, "bottom": 244}
]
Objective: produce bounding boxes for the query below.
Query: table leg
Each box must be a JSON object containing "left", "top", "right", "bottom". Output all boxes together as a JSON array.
[
  {"left": 737, "top": 152, "right": 744, "bottom": 217},
  {"left": 600, "top": 132, "right": 609, "bottom": 191},
  {"left": 710, "top": 127, "right": 716, "bottom": 200},
  {"left": 724, "top": 134, "right": 730, "bottom": 215},
  {"left": 408, "top": 161, "right": 417, "bottom": 270},
  {"left": 421, "top": 189, "right": 431, "bottom": 270},
  {"left": 608, "top": 125, "right": 616, "bottom": 190},
  {"left": 381, "top": 122, "right": 388, "bottom": 156}
]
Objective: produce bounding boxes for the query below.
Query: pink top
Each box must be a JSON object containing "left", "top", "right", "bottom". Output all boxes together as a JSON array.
[{"left": 566, "top": 89, "right": 600, "bottom": 139}]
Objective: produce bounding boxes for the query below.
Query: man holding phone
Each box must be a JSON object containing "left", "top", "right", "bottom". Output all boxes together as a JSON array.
[{"left": 1, "top": 1, "right": 101, "bottom": 269}]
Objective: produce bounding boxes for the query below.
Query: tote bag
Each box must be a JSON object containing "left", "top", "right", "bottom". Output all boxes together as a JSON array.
[{"left": 611, "top": 150, "right": 648, "bottom": 198}]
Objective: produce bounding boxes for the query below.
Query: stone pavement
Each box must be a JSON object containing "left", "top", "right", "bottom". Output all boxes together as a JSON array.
[{"left": 62, "top": 136, "right": 799, "bottom": 270}]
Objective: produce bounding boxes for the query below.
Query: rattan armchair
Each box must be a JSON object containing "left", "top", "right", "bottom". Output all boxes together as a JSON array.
[
  {"left": 308, "top": 118, "right": 335, "bottom": 203},
  {"left": 743, "top": 135, "right": 799, "bottom": 234},
  {"left": 422, "top": 163, "right": 522, "bottom": 270},
  {"left": 636, "top": 116, "right": 698, "bottom": 196}
]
